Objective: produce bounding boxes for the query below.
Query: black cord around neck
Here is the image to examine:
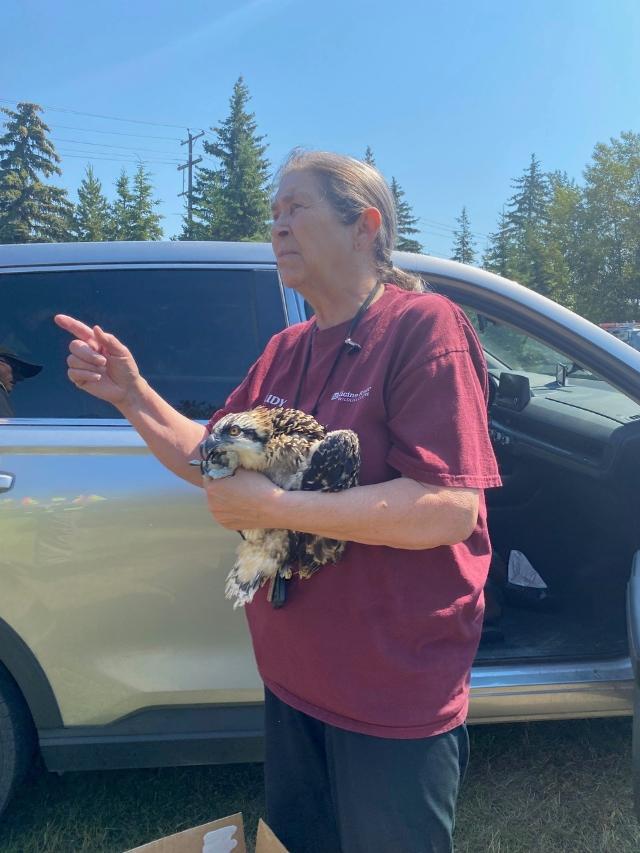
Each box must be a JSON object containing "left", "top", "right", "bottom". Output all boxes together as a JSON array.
[{"left": 293, "top": 281, "right": 382, "bottom": 416}]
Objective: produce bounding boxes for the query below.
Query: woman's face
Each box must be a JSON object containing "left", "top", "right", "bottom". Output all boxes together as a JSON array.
[{"left": 271, "top": 170, "right": 357, "bottom": 291}]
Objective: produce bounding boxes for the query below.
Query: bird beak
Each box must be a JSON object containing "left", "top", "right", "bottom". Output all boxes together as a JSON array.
[{"left": 192, "top": 434, "right": 224, "bottom": 467}]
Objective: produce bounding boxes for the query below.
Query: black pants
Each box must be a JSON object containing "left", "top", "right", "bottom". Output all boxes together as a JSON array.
[{"left": 264, "top": 687, "right": 469, "bottom": 853}]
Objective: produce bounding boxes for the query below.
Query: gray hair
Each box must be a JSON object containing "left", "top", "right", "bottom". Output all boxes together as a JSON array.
[{"left": 275, "top": 149, "right": 424, "bottom": 292}]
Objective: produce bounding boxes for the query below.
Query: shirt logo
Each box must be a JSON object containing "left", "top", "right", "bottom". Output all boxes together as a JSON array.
[
  {"left": 263, "top": 393, "right": 288, "bottom": 407},
  {"left": 330, "top": 386, "right": 372, "bottom": 403}
]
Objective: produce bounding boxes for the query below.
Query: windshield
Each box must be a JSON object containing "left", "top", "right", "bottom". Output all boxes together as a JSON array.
[{"left": 467, "top": 311, "right": 601, "bottom": 382}]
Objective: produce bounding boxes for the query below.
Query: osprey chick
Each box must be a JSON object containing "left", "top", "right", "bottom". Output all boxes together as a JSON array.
[{"left": 196, "top": 406, "right": 360, "bottom": 608}]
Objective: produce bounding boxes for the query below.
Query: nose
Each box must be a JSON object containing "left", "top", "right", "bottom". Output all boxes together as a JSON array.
[{"left": 271, "top": 213, "right": 290, "bottom": 240}]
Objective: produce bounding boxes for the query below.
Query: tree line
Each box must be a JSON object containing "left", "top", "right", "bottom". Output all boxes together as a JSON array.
[
  {"left": 1, "top": 77, "right": 638, "bottom": 322},
  {"left": 0, "top": 79, "right": 424, "bottom": 252},
  {"left": 453, "top": 144, "right": 640, "bottom": 322}
]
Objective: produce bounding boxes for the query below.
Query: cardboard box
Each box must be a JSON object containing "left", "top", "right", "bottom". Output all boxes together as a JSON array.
[{"left": 124, "top": 813, "right": 289, "bottom": 853}]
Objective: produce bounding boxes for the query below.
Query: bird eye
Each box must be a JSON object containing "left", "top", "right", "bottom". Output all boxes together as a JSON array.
[{"left": 228, "top": 426, "right": 241, "bottom": 437}]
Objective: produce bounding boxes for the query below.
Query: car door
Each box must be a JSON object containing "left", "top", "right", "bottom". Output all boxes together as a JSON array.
[
  {"left": 0, "top": 263, "right": 287, "bottom": 731},
  {"left": 421, "top": 264, "right": 640, "bottom": 799}
]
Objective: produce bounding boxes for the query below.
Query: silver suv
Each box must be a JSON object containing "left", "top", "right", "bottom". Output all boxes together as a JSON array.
[{"left": 1, "top": 240, "right": 640, "bottom": 813}]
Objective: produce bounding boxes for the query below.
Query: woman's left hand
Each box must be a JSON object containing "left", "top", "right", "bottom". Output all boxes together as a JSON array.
[{"left": 203, "top": 469, "right": 284, "bottom": 530}]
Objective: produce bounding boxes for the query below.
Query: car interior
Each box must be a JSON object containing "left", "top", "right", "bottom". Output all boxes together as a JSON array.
[{"left": 470, "top": 312, "right": 640, "bottom": 665}]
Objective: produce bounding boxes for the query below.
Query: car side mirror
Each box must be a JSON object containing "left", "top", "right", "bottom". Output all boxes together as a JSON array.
[{"left": 496, "top": 372, "right": 531, "bottom": 412}]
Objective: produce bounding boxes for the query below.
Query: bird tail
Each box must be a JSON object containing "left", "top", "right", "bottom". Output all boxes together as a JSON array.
[{"left": 225, "top": 565, "right": 263, "bottom": 608}]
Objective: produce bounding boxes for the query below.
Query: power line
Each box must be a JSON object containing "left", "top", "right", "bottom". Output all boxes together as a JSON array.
[
  {"left": 415, "top": 227, "right": 463, "bottom": 248},
  {"left": 56, "top": 147, "right": 180, "bottom": 164},
  {"left": 56, "top": 150, "right": 181, "bottom": 166},
  {"left": 0, "top": 96, "right": 203, "bottom": 131},
  {"left": 419, "top": 216, "right": 491, "bottom": 240},
  {"left": 49, "top": 123, "right": 182, "bottom": 142},
  {"left": 51, "top": 136, "right": 182, "bottom": 158},
  {"left": 420, "top": 220, "right": 487, "bottom": 240},
  {"left": 419, "top": 224, "right": 459, "bottom": 239}
]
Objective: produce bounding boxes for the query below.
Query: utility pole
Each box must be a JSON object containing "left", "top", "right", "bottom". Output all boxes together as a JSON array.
[{"left": 178, "top": 129, "right": 204, "bottom": 236}]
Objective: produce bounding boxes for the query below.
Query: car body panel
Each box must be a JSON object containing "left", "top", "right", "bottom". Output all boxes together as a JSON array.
[
  {"left": 469, "top": 656, "right": 633, "bottom": 722},
  {"left": 0, "top": 424, "right": 263, "bottom": 727}
]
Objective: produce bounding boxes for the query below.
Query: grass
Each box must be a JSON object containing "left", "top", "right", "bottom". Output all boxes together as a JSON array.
[
  {"left": 455, "top": 717, "right": 639, "bottom": 853},
  {"left": 0, "top": 718, "right": 637, "bottom": 852}
]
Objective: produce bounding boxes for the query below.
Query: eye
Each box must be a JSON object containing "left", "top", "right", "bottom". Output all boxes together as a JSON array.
[{"left": 228, "top": 425, "right": 241, "bottom": 437}]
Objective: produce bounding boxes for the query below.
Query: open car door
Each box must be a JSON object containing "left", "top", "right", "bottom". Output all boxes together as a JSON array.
[{"left": 626, "top": 551, "right": 640, "bottom": 816}]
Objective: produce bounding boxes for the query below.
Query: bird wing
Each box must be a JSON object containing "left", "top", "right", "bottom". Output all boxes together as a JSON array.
[
  {"left": 291, "top": 429, "right": 361, "bottom": 578},
  {"left": 300, "top": 429, "right": 360, "bottom": 493}
]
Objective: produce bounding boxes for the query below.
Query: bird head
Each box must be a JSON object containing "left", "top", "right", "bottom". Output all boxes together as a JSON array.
[{"left": 202, "top": 408, "right": 277, "bottom": 471}]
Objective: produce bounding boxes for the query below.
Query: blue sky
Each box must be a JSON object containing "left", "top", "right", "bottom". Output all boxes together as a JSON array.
[{"left": 3, "top": 0, "right": 640, "bottom": 257}]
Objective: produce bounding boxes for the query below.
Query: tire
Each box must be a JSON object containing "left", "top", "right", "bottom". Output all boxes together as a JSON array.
[{"left": 0, "top": 663, "right": 36, "bottom": 816}]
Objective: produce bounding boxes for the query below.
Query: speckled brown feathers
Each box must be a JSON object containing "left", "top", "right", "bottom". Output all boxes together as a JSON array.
[{"left": 197, "top": 407, "right": 360, "bottom": 607}]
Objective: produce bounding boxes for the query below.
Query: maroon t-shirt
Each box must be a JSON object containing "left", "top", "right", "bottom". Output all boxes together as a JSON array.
[{"left": 208, "top": 285, "right": 502, "bottom": 738}]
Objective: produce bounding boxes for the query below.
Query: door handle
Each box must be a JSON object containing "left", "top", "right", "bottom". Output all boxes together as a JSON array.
[{"left": 0, "top": 473, "right": 15, "bottom": 493}]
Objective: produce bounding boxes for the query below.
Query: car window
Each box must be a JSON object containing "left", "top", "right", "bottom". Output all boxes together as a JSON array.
[
  {"left": 0, "top": 267, "right": 284, "bottom": 419},
  {"left": 461, "top": 306, "right": 640, "bottom": 413},
  {"left": 465, "top": 311, "right": 576, "bottom": 377},
  {"left": 463, "top": 308, "right": 617, "bottom": 384}
]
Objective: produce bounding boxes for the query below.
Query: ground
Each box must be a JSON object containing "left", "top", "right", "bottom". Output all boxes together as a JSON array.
[{"left": 0, "top": 717, "right": 637, "bottom": 852}]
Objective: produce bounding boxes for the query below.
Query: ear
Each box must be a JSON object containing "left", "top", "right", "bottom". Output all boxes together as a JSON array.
[{"left": 354, "top": 207, "right": 382, "bottom": 251}]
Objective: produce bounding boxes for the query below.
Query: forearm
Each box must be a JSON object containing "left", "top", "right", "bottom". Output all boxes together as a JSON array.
[
  {"left": 117, "top": 377, "right": 208, "bottom": 487},
  {"left": 265, "top": 478, "right": 479, "bottom": 549}
]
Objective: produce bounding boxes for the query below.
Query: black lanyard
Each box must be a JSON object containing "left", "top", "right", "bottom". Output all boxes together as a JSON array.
[
  {"left": 293, "top": 280, "right": 382, "bottom": 417},
  {"left": 269, "top": 280, "right": 382, "bottom": 609}
]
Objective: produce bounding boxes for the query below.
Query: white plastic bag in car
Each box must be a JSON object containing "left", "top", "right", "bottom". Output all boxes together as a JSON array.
[{"left": 508, "top": 550, "right": 548, "bottom": 589}]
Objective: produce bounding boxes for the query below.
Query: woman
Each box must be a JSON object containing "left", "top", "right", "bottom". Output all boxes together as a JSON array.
[{"left": 55, "top": 150, "right": 501, "bottom": 853}]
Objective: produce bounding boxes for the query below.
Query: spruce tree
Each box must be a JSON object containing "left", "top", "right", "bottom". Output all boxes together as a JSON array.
[
  {"left": 390, "top": 177, "right": 422, "bottom": 252},
  {"left": 483, "top": 209, "right": 512, "bottom": 277},
  {"left": 73, "top": 164, "right": 111, "bottom": 241},
  {"left": 188, "top": 76, "right": 270, "bottom": 241},
  {"left": 505, "top": 154, "right": 555, "bottom": 296},
  {"left": 507, "top": 154, "right": 550, "bottom": 230},
  {"left": 0, "top": 102, "right": 73, "bottom": 243},
  {"left": 364, "top": 146, "right": 376, "bottom": 167},
  {"left": 109, "top": 171, "right": 135, "bottom": 240},
  {"left": 451, "top": 206, "right": 477, "bottom": 265},
  {"left": 183, "top": 166, "right": 223, "bottom": 241},
  {"left": 129, "top": 164, "right": 163, "bottom": 240}
]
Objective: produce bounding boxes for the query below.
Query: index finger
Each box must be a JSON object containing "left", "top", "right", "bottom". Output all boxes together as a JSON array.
[{"left": 54, "top": 314, "right": 99, "bottom": 347}]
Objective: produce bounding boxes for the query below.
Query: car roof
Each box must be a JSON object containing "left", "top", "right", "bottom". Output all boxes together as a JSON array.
[
  {"left": 0, "top": 240, "right": 475, "bottom": 273},
  {"left": 0, "top": 240, "right": 277, "bottom": 268},
  {"left": 0, "top": 239, "right": 521, "bottom": 297},
  {"left": 0, "top": 239, "right": 564, "bottom": 297}
]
